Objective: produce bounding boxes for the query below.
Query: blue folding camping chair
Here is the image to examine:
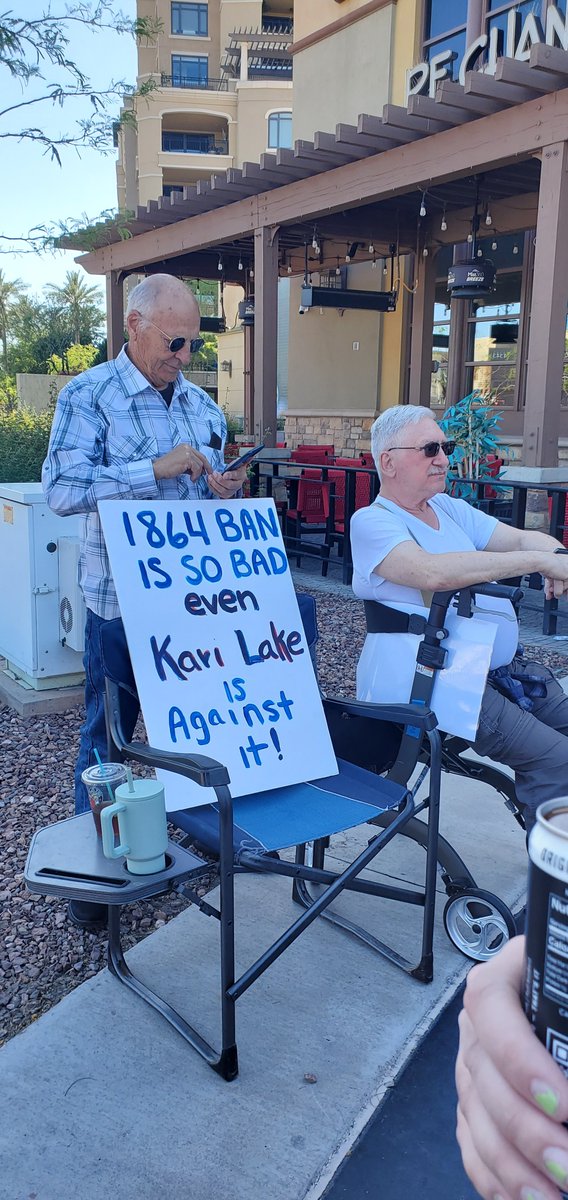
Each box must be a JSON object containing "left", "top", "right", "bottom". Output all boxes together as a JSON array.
[{"left": 99, "top": 593, "right": 443, "bottom": 1079}]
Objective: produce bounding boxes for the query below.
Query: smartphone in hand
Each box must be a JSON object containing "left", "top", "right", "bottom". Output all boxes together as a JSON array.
[{"left": 221, "top": 444, "right": 265, "bottom": 474}]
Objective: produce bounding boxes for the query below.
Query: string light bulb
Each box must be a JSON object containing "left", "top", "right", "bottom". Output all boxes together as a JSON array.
[
  {"left": 467, "top": 232, "right": 473, "bottom": 244},
  {"left": 335, "top": 260, "right": 341, "bottom": 276},
  {"left": 368, "top": 242, "right": 374, "bottom": 254},
  {"left": 491, "top": 240, "right": 498, "bottom": 251},
  {"left": 383, "top": 261, "right": 388, "bottom": 275},
  {"left": 287, "top": 263, "right": 292, "bottom": 274},
  {"left": 419, "top": 191, "right": 427, "bottom": 218},
  {"left": 422, "top": 246, "right": 429, "bottom": 257},
  {"left": 477, "top": 247, "right": 483, "bottom": 257},
  {"left": 513, "top": 244, "right": 519, "bottom": 255},
  {"left": 249, "top": 267, "right": 254, "bottom": 279},
  {"left": 217, "top": 255, "right": 223, "bottom": 272},
  {"left": 345, "top": 251, "right": 351, "bottom": 262},
  {"left": 440, "top": 207, "right": 447, "bottom": 233},
  {"left": 485, "top": 207, "right": 492, "bottom": 226}
]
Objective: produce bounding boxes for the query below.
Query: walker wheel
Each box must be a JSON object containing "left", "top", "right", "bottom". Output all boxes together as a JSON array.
[{"left": 443, "top": 889, "right": 516, "bottom": 962}]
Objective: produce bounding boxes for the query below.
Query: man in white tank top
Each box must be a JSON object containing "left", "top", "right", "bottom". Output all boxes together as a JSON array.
[{"left": 350, "top": 405, "right": 568, "bottom": 831}]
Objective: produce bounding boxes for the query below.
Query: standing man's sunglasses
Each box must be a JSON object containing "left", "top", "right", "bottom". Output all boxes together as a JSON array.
[
  {"left": 143, "top": 317, "right": 204, "bottom": 355},
  {"left": 387, "top": 440, "right": 457, "bottom": 458}
]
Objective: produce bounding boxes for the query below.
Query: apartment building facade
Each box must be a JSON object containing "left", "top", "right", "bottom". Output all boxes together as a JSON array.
[{"left": 117, "top": 0, "right": 293, "bottom": 422}]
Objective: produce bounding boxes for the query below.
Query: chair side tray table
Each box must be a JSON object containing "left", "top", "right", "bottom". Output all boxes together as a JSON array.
[{"left": 24, "top": 813, "right": 218, "bottom": 1068}]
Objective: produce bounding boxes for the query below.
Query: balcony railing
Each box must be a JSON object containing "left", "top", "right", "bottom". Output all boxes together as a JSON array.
[
  {"left": 162, "top": 135, "right": 229, "bottom": 155},
  {"left": 161, "top": 74, "right": 229, "bottom": 91}
]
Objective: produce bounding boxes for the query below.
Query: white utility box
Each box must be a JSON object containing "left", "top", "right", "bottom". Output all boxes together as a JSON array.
[{"left": 0, "top": 483, "right": 86, "bottom": 688}]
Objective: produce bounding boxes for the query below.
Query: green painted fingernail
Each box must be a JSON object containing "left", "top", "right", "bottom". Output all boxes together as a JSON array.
[
  {"left": 543, "top": 1153, "right": 568, "bottom": 1186},
  {"left": 532, "top": 1083, "right": 559, "bottom": 1116}
]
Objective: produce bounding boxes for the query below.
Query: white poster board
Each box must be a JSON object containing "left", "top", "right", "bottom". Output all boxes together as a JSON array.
[
  {"left": 356, "top": 603, "right": 496, "bottom": 741},
  {"left": 98, "top": 499, "right": 337, "bottom": 810}
]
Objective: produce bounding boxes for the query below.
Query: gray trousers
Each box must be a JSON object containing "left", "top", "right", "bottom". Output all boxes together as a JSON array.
[{"left": 473, "top": 658, "right": 568, "bottom": 830}]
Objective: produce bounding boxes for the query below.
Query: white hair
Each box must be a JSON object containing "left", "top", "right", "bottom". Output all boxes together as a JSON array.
[
  {"left": 125, "top": 274, "right": 197, "bottom": 318},
  {"left": 371, "top": 405, "right": 436, "bottom": 477}
]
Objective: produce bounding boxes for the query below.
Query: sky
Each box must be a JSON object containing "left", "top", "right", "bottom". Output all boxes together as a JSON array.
[{"left": 1, "top": 1, "right": 140, "bottom": 308}]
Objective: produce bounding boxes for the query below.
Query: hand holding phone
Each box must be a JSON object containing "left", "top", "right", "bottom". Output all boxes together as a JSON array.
[{"left": 221, "top": 444, "right": 265, "bottom": 474}]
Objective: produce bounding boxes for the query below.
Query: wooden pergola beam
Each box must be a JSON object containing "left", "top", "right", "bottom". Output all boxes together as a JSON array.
[
  {"left": 335, "top": 122, "right": 399, "bottom": 152},
  {"left": 408, "top": 94, "right": 473, "bottom": 128},
  {"left": 77, "top": 88, "right": 568, "bottom": 277},
  {"left": 314, "top": 130, "right": 375, "bottom": 160},
  {"left": 435, "top": 80, "right": 502, "bottom": 117},
  {"left": 464, "top": 70, "right": 538, "bottom": 106},
  {"left": 522, "top": 141, "right": 568, "bottom": 466}
]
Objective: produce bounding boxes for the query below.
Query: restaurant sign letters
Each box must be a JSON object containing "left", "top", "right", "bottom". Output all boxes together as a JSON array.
[{"left": 407, "top": 4, "right": 568, "bottom": 99}]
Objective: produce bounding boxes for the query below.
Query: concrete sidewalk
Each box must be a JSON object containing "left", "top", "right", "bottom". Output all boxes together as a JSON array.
[{"left": 0, "top": 763, "right": 528, "bottom": 1200}]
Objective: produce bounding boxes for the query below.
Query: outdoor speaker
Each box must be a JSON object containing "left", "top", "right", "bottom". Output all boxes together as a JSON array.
[{"left": 238, "top": 299, "right": 254, "bottom": 326}]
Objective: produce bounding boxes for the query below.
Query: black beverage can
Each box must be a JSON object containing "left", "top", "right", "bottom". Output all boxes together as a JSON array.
[{"left": 524, "top": 800, "right": 568, "bottom": 1196}]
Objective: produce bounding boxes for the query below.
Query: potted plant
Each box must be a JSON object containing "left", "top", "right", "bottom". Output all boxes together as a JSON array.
[{"left": 440, "top": 391, "right": 509, "bottom": 506}]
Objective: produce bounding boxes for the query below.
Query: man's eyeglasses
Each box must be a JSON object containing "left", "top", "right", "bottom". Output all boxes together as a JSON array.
[
  {"left": 143, "top": 317, "right": 204, "bottom": 355},
  {"left": 388, "top": 440, "right": 457, "bottom": 459}
]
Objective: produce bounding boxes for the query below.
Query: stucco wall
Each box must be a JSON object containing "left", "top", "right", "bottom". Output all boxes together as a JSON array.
[
  {"left": 16, "top": 375, "right": 68, "bottom": 412},
  {"left": 234, "top": 83, "right": 293, "bottom": 162},
  {"left": 292, "top": 6, "right": 394, "bottom": 138},
  {"left": 287, "top": 267, "right": 382, "bottom": 423},
  {"left": 294, "top": 0, "right": 371, "bottom": 43}
]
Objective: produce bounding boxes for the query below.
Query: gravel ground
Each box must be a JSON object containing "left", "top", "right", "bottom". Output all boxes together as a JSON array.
[{"left": 1, "top": 589, "right": 567, "bottom": 1047}]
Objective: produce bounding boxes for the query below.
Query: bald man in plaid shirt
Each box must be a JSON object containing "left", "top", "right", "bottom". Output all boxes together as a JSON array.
[{"left": 43, "top": 274, "right": 247, "bottom": 926}]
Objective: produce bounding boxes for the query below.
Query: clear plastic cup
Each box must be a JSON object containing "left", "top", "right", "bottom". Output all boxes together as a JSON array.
[{"left": 81, "top": 763, "right": 128, "bottom": 837}]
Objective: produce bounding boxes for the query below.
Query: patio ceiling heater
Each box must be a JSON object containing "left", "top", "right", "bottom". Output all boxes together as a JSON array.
[{"left": 300, "top": 242, "right": 398, "bottom": 313}]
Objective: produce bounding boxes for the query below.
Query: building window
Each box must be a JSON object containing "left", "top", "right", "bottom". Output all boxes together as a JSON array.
[
  {"left": 162, "top": 184, "right": 185, "bottom": 198},
  {"left": 162, "top": 131, "right": 221, "bottom": 153},
  {"left": 422, "top": 0, "right": 468, "bottom": 79},
  {"left": 171, "top": 3, "right": 208, "bottom": 36},
  {"left": 463, "top": 236, "right": 524, "bottom": 408},
  {"left": 171, "top": 54, "right": 208, "bottom": 87},
  {"left": 431, "top": 300, "right": 451, "bottom": 407},
  {"left": 423, "top": 2, "right": 567, "bottom": 75},
  {"left": 262, "top": 15, "right": 293, "bottom": 33},
  {"left": 484, "top": 1, "right": 549, "bottom": 58},
  {"left": 267, "top": 111, "right": 292, "bottom": 149}
]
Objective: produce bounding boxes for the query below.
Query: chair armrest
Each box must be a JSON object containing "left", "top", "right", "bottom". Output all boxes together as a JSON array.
[
  {"left": 322, "top": 694, "right": 437, "bottom": 732},
  {"left": 118, "top": 739, "right": 230, "bottom": 789}
]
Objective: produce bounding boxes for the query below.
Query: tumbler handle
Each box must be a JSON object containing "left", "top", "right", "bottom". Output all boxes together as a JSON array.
[{"left": 100, "top": 801, "right": 128, "bottom": 860}]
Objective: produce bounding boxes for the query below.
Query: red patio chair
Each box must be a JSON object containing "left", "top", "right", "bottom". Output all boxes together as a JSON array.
[
  {"left": 290, "top": 445, "right": 335, "bottom": 465},
  {"left": 334, "top": 459, "right": 372, "bottom": 513},
  {"left": 284, "top": 469, "right": 331, "bottom": 569},
  {"left": 481, "top": 454, "right": 504, "bottom": 501}
]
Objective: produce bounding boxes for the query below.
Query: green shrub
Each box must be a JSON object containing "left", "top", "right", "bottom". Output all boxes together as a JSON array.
[{"left": 0, "top": 407, "right": 53, "bottom": 483}]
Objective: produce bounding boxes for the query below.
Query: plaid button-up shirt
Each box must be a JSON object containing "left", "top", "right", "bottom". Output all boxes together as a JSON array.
[{"left": 42, "top": 346, "right": 227, "bottom": 620}]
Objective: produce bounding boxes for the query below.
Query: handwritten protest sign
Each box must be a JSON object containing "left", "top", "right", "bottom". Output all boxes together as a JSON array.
[{"left": 98, "top": 498, "right": 338, "bottom": 810}]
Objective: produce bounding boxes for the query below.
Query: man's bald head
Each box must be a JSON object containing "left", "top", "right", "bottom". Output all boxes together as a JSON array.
[
  {"left": 126, "top": 274, "right": 199, "bottom": 323},
  {"left": 125, "top": 274, "right": 202, "bottom": 389}
]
